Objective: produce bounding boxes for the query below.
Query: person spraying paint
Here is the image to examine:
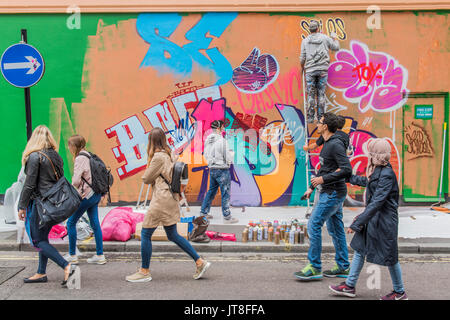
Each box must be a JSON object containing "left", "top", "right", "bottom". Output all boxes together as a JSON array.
[
  {"left": 329, "top": 138, "right": 408, "bottom": 300},
  {"left": 300, "top": 20, "right": 340, "bottom": 123}
]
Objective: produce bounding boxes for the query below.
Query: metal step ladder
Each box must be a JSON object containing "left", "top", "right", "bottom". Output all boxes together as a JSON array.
[{"left": 301, "top": 71, "right": 319, "bottom": 219}]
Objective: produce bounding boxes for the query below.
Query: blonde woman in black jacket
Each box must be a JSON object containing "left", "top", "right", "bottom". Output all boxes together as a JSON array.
[{"left": 18, "top": 125, "right": 75, "bottom": 286}]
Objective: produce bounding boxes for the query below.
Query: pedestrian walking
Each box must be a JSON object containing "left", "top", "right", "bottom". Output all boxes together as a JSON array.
[
  {"left": 65, "top": 134, "right": 106, "bottom": 265},
  {"left": 304, "top": 115, "right": 353, "bottom": 156},
  {"left": 200, "top": 120, "right": 238, "bottom": 223},
  {"left": 329, "top": 138, "right": 408, "bottom": 300},
  {"left": 18, "top": 125, "right": 76, "bottom": 286},
  {"left": 300, "top": 20, "right": 340, "bottom": 123},
  {"left": 295, "top": 113, "right": 352, "bottom": 281},
  {"left": 126, "top": 127, "right": 210, "bottom": 282}
]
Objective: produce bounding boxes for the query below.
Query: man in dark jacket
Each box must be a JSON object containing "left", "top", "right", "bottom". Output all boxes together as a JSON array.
[
  {"left": 294, "top": 113, "right": 352, "bottom": 281},
  {"left": 303, "top": 115, "right": 353, "bottom": 156}
]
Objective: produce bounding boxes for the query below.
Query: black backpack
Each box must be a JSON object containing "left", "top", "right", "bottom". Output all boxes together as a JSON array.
[
  {"left": 160, "top": 161, "right": 188, "bottom": 194},
  {"left": 79, "top": 152, "right": 114, "bottom": 202}
]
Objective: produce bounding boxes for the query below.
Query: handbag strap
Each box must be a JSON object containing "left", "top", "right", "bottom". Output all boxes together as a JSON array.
[{"left": 38, "top": 151, "right": 60, "bottom": 180}]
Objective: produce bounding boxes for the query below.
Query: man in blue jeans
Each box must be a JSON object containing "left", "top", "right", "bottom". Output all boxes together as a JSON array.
[
  {"left": 200, "top": 120, "right": 238, "bottom": 224},
  {"left": 295, "top": 112, "right": 352, "bottom": 281}
]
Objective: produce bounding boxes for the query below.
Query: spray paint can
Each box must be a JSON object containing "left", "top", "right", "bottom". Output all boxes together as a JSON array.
[
  {"left": 268, "top": 227, "right": 274, "bottom": 242},
  {"left": 285, "top": 228, "right": 290, "bottom": 242},
  {"left": 253, "top": 227, "right": 258, "bottom": 241},
  {"left": 275, "top": 231, "right": 280, "bottom": 245},
  {"left": 273, "top": 220, "right": 279, "bottom": 229},
  {"left": 280, "top": 227, "right": 285, "bottom": 240},
  {"left": 294, "top": 228, "right": 300, "bottom": 244},
  {"left": 264, "top": 226, "right": 268, "bottom": 240},
  {"left": 242, "top": 228, "right": 248, "bottom": 243},
  {"left": 289, "top": 228, "right": 295, "bottom": 244},
  {"left": 299, "top": 231, "right": 305, "bottom": 244},
  {"left": 248, "top": 227, "right": 253, "bottom": 241},
  {"left": 257, "top": 226, "right": 263, "bottom": 241}
]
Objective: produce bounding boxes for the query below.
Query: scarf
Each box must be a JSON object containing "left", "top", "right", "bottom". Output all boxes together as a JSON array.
[{"left": 365, "top": 138, "right": 391, "bottom": 178}]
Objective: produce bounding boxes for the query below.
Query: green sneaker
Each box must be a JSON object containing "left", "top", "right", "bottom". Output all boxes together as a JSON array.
[
  {"left": 323, "top": 264, "right": 349, "bottom": 278},
  {"left": 294, "top": 264, "right": 323, "bottom": 281}
]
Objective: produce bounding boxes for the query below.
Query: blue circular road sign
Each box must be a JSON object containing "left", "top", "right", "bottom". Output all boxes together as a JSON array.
[{"left": 1, "top": 43, "right": 45, "bottom": 88}]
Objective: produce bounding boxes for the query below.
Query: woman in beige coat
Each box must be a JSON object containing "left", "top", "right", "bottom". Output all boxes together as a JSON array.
[{"left": 126, "top": 127, "right": 211, "bottom": 283}]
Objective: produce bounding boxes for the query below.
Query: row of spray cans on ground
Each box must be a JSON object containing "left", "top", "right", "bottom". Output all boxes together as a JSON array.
[{"left": 242, "top": 219, "right": 307, "bottom": 244}]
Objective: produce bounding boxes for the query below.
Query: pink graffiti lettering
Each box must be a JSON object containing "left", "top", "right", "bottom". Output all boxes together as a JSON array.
[
  {"left": 105, "top": 84, "right": 222, "bottom": 178},
  {"left": 236, "top": 67, "right": 301, "bottom": 115},
  {"left": 328, "top": 40, "right": 409, "bottom": 113}
]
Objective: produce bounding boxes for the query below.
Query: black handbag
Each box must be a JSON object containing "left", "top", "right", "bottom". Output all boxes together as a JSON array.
[{"left": 35, "top": 151, "right": 82, "bottom": 229}]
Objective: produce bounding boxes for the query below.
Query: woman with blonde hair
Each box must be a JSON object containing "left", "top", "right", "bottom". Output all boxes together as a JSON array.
[
  {"left": 65, "top": 134, "right": 105, "bottom": 265},
  {"left": 329, "top": 138, "right": 408, "bottom": 300},
  {"left": 18, "top": 125, "right": 75, "bottom": 286},
  {"left": 126, "top": 127, "right": 210, "bottom": 282}
]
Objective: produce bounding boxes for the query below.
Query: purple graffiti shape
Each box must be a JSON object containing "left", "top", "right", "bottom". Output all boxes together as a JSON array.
[
  {"left": 328, "top": 40, "right": 408, "bottom": 113},
  {"left": 231, "top": 47, "right": 279, "bottom": 94}
]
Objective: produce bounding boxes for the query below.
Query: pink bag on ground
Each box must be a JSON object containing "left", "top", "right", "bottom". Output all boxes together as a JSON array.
[
  {"left": 205, "top": 231, "right": 236, "bottom": 242},
  {"left": 101, "top": 207, "right": 145, "bottom": 242},
  {"left": 49, "top": 224, "right": 67, "bottom": 239}
]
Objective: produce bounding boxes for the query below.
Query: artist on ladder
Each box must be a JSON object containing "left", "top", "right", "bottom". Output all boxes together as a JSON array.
[{"left": 300, "top": 20, "right": 340, "bottom": 123}]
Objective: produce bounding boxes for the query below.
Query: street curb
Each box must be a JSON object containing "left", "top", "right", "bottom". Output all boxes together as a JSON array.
[{"left": 2, "top": 240, "right": 449, "bottom": 254}]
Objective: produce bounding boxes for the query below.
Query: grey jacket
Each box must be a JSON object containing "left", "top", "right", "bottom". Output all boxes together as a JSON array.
[
  {"left": 204, "top": 133, "right": 234, "bottom": 169},
  {"left": 300, "top": 33, "right": 340, "bottom": 73}
]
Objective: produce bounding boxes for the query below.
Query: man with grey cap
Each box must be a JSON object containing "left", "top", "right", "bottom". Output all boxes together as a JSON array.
[{"left": 300, "top": 20, "right": 340, "bottom": 123}]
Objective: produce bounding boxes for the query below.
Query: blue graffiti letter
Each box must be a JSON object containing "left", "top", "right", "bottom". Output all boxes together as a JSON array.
[{"left": 137, "top": 13, "right": 192, "bottom": 75}]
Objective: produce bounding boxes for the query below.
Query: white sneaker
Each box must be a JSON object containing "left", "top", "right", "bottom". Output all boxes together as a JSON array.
[
  {"left": 87, "top": 255, "right": 107, "bottom": 265},
  {"left": 193, "top": 260, "right": 211, "bottom": 280},
  {"left": 63, "top": 254, "right": 79, "bottom": 265}
]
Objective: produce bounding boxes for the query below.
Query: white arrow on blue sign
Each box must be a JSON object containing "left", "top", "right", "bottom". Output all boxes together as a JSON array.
[{"left": 1, "top": 43, "right": 45, "bottom": 88}]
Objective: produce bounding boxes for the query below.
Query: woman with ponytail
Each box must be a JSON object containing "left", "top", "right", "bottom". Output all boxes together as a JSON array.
[{"left": 65, "top": 134, "right": 105, "bottom": 265}]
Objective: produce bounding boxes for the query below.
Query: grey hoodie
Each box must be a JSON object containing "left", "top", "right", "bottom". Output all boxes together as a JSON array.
[
  {"left": 204, "top": 132, "right": 234, "bottom": 169},
  {"left": 300, "top": 33, "right": 340, "bottom": 74}
]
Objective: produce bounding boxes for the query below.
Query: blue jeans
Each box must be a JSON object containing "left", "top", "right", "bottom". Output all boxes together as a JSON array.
[
  {"left": 307, "top": 191, "right": 349, "bottom": 271},
  {"left": 67, "top": 193, "right": 103, "bottom": 256},
  {"left": 200, "top": 168, "right": 231, "bottom": 218},
  {"left": 305, "top": 70, "right": 328, "bottom": 122},
  {"left": 26, "top": 201, "right": 69, "bottom": 274},
  {"left": 140, "top": 225, "right": 200, "bottom": 269},
  {"left": 346, "top": 251, "right": 405, "bottom": 293}
]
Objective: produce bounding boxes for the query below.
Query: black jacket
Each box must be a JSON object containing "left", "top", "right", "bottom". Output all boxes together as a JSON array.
[
  {"left": 18, "top": 149, "right": 64, "bottom": 210},
  {"left": 314, "top": 134, "right": 352, "bottom": 197},
  {"left": 316, "top": 130, "right": 350, "bottom": 149},
  {"left": 348, "top": 163, "right": 399, "bottom": 266}
]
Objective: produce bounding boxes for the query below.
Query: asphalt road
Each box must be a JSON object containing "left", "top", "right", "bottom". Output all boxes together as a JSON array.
[{"left": 1, "top": 251, "right": 449, "bottom": 301}]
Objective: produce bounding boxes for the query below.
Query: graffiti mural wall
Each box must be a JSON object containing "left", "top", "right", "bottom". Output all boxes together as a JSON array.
[{"left": 0, "top": 11, "right": 449, "bottom": 206}]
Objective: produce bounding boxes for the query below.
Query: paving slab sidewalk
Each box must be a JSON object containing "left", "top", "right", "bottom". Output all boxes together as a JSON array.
[{"left": 1, "top": 205, "right": 449, "bottom": 254}]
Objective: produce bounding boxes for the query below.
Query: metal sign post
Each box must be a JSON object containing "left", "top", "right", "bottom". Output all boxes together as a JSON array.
[{"left": 22, "top": 30, "right": 32, "bottom": 140}]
